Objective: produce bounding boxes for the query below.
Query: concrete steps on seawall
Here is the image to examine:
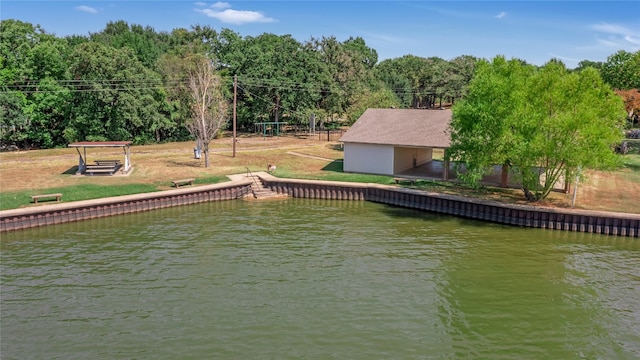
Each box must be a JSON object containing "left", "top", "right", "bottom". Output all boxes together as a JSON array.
[{"left": 243, "top": 174, "right": 288, "bottom": 200}]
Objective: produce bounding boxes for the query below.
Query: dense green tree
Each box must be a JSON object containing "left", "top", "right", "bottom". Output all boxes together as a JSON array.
[
  {"left": 574, "top": 59, "right": 602, "bottom": 72},
  {"left": 343, "top": 36, "right": 378, "bottom": 69},
  {"left": 375, "top": 55, "right": 428, "bottom": 108},
  {"left": 157, "top": 51, "right": 191, "bottom": 139},
  {"left": 422, "top": 56, "right": 450, "bottom": 107},
  {"left": 600, "top": 50, "right": 640, "bottom": 90},
  {"left": 1, "top": 20, "right": 73, "bottom": 148},
  {"left": 222, "top": 33, "right": 329, "bottom": 128},
  {"left": 373, "top": 71, "right": 413, "bottom": 107},
  {"left": 0, "top": 91, "right": 29, "bottom": 146},
  {"left": 448, "top": 56, "right": 533, "bottom": 187},
  {"left": 306, "top": 36, "right": 376, "bottom": 119},
  {"left": 1, "top": 18, "right": 632, "bottom": 152},
  {"left": 374, "top": 55, "right": 468, "bottom": 108},
  {"left": 65, "top": 34, "right": 90, "bottom": 48},
  {"left": 1, "top": 20, "right": 39, "bottom": 147},
  {"left": 90, "top": 20, "right": 171, "bottom": 69},
  {"left": 22, "top": 78, "right": 71, "bottom": 148},
  {"left": 345, "top": 88, "right": 401, "bottom": 124},
  {"left": 66, "top": 42, "right": 171, "bottom": 143},
  {"left": 445, "top": 55, "right": 478, "bottom": 104},
  {"left": 0, "top": 20, "right": 47, "bottom": 83},
  {"left": 448, "top": 56, "right": 626, "bottom": 201}
]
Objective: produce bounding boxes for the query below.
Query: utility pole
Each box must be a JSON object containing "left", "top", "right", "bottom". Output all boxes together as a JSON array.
[{"left": 233, "top": 74, "right": 237, "bottom": 158}]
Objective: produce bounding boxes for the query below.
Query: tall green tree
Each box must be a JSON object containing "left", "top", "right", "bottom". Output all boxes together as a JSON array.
[
  {"left": 90, "top": 20, "right": 171, "bottom": 69},
  {"left": 574, "top": 59, "right": 602, "bottom": 72},
  {"left": 222, "top": 33, "right": 328, "bottom": 128},
  {"left": 307, "top": 36, "right": 375, "bottom": 119},
  {"left": 446, "top": 55, "right": 478, "bottom": 104},
  {"left": 600, "top": 50, "right": 640, "bottom": 90},
  {"left": 342, "top": 36, "right": 378, "bottom": 69},
  {"left": 375, "top": 55, "right": 466, "bottom": 108},
  {"left": 448, "top": 56, "right": 626, "bottom": 201},
  {"left": 375, "top": 55, "right": 429, "bottom": 108},
  {"left": 0, "top": 91, "right": 28, "bottom": 146},
  {"left": 422, "top": 56, "right": 450, "bottom": 108},
  {"left": 1, "top": 20, "right": 72, "bottom": 148},
  {"left": 345, "top": 88, "right": 401, "bottom": 124},
  {"left": 66, "top": 42, "right": 171, "bottom": 143},
  {"left": 0, "top": 19, "right": 45, "bottom": 84}
]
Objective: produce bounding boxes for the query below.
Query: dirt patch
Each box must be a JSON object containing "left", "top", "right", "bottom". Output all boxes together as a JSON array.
[
  {"left": 0, "top": 136, "right": 334, "bottom": 192},
  {"left": 574, "top": 170, "right": 640, "bottom": 213}
]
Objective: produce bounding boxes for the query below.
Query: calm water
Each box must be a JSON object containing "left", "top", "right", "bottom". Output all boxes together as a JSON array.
[{"left": 1, "top": 199, "right": 639, "bottom": 360}]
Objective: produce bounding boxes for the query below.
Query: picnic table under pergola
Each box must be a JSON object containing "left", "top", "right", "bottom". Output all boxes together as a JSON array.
[{"left": 68, "top": 141, "right": 132, "bottom": 175}]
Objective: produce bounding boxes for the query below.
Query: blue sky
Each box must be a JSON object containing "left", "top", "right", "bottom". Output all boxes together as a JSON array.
[{"left": 2, "top": 1, "right": 639, "bottom": 68}]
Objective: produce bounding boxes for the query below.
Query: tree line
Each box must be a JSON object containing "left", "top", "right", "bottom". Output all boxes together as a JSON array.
[{"left": 1, "top": 19, "right": 639, "bottom": 150}]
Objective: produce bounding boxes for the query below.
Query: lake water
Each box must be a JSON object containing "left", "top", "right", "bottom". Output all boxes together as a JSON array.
[{"left": 1, "top": 199, "right": 639, "bottom": 359}]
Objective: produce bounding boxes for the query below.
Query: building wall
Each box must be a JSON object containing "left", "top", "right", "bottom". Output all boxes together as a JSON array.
[
  {"left": 394, "top": 147, "right": 433, "bottom": 173},
  {"left": 343, "top": 143, "right": 394, "bottom": 175}
]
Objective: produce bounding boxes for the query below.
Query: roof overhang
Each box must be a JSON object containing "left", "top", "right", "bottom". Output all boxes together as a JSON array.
[{"left": 68, "top": 141, "right": 132, "bottom": 148}]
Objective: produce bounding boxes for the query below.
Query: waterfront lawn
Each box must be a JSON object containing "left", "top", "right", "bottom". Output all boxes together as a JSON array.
[
  {"left": 0, "top": 176, "right": 230, "bottom": 211},
  {"left": 276, "top": 160, "right": 396, "bottom": 184},
  {"left": 1, "top": 184, "right": 160, "bottom": 211},
  {"left": 623, "top": 153, "right": 640, "bottom": 171},
  {"left": 0, "top": 137, "right": 638, "bottom": 213}
]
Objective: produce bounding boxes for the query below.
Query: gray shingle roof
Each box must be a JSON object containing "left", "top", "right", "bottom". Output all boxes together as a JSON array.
[{"left": 339, "top": 108, "right": 451, "bottom": 148}]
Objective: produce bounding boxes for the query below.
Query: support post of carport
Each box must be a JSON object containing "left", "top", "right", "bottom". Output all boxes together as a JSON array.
[
  {"left": 501, "top": 163, "right": 509, "bottom": 188},
  {"left": 443, "top": 149, "right": 450, "bottom": 181}
]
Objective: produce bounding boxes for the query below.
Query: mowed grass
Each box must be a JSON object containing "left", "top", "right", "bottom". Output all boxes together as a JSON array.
[
  {"left": 0, "top": 183, "right": 160, "bottom": 210},
  {"left": 0, "top": 136, "right": 393, "bottom": 210},
  {"left": 0, "top": 135, "right": 638, "bottom": 213}
]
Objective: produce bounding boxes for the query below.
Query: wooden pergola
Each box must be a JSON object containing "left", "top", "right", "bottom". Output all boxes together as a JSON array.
[{"left": 68, "top": 141, "right": 132, "bottom": 175}]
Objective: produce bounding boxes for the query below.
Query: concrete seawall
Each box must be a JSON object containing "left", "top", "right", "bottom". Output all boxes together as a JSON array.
[
  {"left": 1, "top": 174, "right": 638, "bottom": 237},
  {"left": 0, "top": 180, "right": 252, "bottom": 232},
  {"left": 260, "top": 174, "right": 639, "bottom": 238}
]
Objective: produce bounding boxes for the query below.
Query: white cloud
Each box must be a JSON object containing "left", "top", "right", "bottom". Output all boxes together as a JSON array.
[
  {"left": 212, "top": 2, "right": 231, "bottom": 10},
  {"left": 591, "top": 23, "right": 630, "bottom": 35},
  {"left": 495, "top": 11, "right": 507, "bottom": 19},
  {"left": 590, "top": 22, "right": 640, "bottom": 49},
  {"left": 196, "top": 5, "right": 275, "bottom": 25},
  {"left": 75, "top": 5, "right": 98, "bottom": 14},
  {"left": 194, "top": 2, "right": 207, "bottom": 7},
  {"left": 625, "top": 35, "right": 640, "bottom": 46}
]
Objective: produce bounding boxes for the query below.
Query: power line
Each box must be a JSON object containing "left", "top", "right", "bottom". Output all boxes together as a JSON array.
[{"left": 1, "top": 75, "right": 449, "bottom": 96}]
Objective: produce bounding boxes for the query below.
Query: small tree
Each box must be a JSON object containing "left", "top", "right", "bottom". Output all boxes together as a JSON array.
[
  {"left": 448, "top": 56, "right": 626, "bottom": 202},
  {"left": 187, "top": 56, "right": 228, "bottom": 168}
]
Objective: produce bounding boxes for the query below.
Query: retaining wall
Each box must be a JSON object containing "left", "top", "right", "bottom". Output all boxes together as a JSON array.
[
  {"left": 261, "top": 176, "right": 640, "bottom": 238},
  {"left": 0, "top": 181, "right": 252, "bottom": 232},
  {"left": 2, "top": 175, "right": 638, "bottom": 238}
]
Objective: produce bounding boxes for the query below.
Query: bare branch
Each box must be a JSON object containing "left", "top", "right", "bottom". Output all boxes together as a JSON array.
[{"left": 187, "top": 57, "right": 229, "bottom": 167}]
